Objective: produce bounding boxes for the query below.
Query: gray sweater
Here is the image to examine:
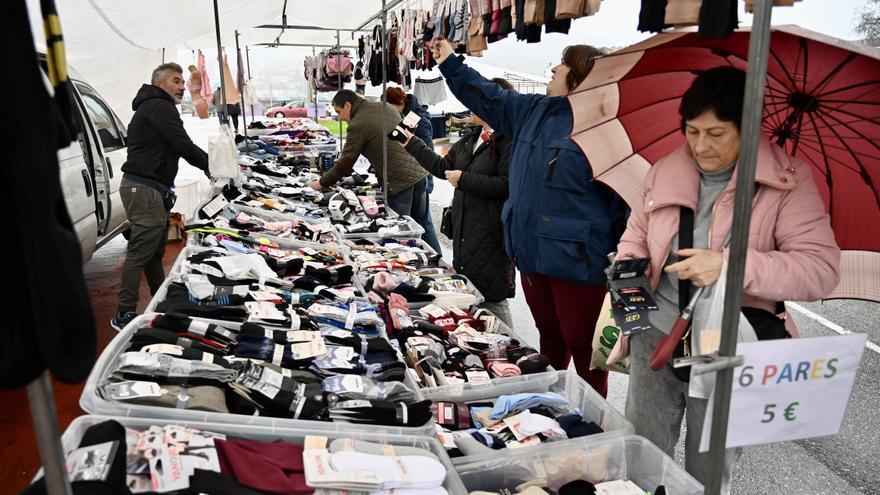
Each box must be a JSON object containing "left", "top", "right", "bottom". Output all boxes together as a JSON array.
[{"left": 650, "top": 163, "right": 735, "bottom": 334}]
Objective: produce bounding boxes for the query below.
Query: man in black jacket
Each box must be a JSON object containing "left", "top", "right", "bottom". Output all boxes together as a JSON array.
[{"left": 111, "top": 62, "right": 210, "bottom": 331}]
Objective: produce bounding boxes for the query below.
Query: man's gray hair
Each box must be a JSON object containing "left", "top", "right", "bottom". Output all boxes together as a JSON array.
[{"left": 151, "top": 63, "right": 184, "bottom": 84}]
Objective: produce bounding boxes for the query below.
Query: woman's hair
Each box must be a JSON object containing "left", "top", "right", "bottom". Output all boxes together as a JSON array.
[
  {"left": 562, "top": 45, "right": 604, "bottom": 92},
  {"left": 679, "top": 66, "right": 747, "bottom": 131},
  {"left": 492, "top": 77, "right": 513, "bottom": 91},
  {"left": 385, "top": 86, "right": 407, "bottom": 107}
]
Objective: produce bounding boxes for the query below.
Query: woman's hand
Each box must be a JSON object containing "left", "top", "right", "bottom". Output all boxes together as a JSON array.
[
  {"left": 398, "top": 128, "right": 414, "bottom": 147},
  {"left": 445, "top": 170, "right": 462, "bottom": 188},
  {"left": 432, "top": 39, "right": 454, "bottom": 65},
  {"left": 664, "top": 248, "right": 723, "bottom": 287}
]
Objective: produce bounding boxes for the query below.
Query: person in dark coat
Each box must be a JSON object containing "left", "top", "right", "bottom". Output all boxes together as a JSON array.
[
  {"left": 400, "top": 78, "right": 515, "bottom": 327},
  {"left": 112, "top": 63, "right": 210, "bottom": 331},
  {"left": 431, "top": 39, "right": 628, "bottom": 397},
  {"left": 386, "top": 87, "right": 442, "bottom": 253}
]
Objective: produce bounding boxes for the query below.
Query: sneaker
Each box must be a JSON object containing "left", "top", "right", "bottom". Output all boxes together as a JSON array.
[{"left": 110, "top": 311, "right": 138, "bottom": 332}]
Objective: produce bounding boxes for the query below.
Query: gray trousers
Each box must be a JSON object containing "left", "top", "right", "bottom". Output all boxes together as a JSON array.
[
  {"left": 116, "top": 178, "right": 169, "bottom": 312},
  {"left": 479, "top": 300, "right": 513, "bottom": 329},
  {"left": 626, "top": 328, "right": 740, "bottom": 493}
]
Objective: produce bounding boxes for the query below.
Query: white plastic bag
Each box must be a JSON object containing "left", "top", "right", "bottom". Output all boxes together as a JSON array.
[
  {"left": 688, "top": 261, "right": 758, "bottom": 399},
  {"left": 208, "top": 127, "right": 239, "bottom": 184}
]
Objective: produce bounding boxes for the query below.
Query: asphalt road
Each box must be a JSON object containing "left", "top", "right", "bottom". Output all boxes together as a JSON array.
[{"left": 430, "top": 180, "right": 880, "bottom": 494}]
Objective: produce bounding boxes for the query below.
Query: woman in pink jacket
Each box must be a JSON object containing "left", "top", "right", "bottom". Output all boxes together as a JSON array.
[{"left": 615, "top": 67, "right": 840, "bottom": 491}]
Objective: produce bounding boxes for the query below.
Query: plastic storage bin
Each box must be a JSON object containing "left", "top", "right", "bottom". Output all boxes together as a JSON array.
[
  {"left": 81, "top": 315, "right": 434, "bottom": 436},
  {"left": 454, "top": 433, "right": 703, "bottom": 494},
  {"left": 145, "top": 243, "right": 361, "bottom": 313},
  {"left": 421, "top": 371, "right": 633, "bottom": 463},
  {"left": 403, "top": 307, "right": 556, "bottom": 394},
  {"left": 334, "top": 215, "right": 425, "bottom": 240},
  {"left": 42, "top": 415, "right": 466, "bottom": 493}
]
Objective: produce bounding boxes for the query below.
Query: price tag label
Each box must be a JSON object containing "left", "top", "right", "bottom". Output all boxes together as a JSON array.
[{"left": 701, "top": 333, "right": 867, "bottom": 451}]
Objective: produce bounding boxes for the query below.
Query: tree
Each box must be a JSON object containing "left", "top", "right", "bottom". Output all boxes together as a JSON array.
[{"left": 855, "top": 0, "right": 880, "bottom": 45}]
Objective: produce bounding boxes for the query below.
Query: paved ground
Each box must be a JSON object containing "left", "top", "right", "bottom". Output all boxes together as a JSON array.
[{"left": 429, "top": 179, "right": 880, "bottom": 494}]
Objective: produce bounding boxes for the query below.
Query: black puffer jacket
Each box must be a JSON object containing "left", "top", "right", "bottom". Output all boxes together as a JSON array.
[
  {"left": 122, "top": 84, "right": 208, "bottom": 187},
  {"left": 404, "top": 126, "right": 514, "bottom": 302}
]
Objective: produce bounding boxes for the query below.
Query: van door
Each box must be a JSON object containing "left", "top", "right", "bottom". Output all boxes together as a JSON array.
[
  {"left": 59, "top": 108, "right": 99, "bottom": 262},
  {"left": 74, "top": 81, "right": 128, "bottom": 240}
]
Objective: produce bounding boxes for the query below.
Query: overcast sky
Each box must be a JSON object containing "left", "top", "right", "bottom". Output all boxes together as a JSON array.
[{"left": 177, "top": 0, "right": 873, "bottom": 100}]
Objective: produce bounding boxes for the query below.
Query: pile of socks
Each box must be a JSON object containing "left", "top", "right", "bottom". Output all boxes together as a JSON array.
[
  {"left": 469, "top": 479, "right": 668, "bottom": 495},
  {"left": 102, "top": 306, "right": 428, "bottom": 426},
  {"left": 367, "top": 272, "right": 482, "bottom": 308},
  {"left": 431, "top": 392, "right": 605, "bottom": 458},
  {"left": 346, "top": 237, "right": 450, "bottom": 282},
  {"left": 383, "top": 303, "right": 550, "bottom": 388},
  {"left": 304, "top": 436, "right": 448, "bottom": 494}
]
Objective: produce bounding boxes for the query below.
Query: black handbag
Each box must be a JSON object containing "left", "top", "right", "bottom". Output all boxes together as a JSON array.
[{"left": 440, "top": 205, "right": 453, "bottom": 238}]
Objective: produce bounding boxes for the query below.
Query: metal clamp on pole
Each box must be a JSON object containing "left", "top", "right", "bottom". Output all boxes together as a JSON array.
[{"left": 673, "top": 354, "right": 745, "bottom": 375}]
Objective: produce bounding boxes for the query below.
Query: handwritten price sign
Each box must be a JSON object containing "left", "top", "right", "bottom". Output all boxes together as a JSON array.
[{"left": 701, "top": 333, "right": 867, "bottom": 451}]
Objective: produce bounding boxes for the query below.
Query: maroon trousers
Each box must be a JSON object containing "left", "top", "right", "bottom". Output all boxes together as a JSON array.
[{"left": 521, "top": 273, "right": 609, "bottom": 397}]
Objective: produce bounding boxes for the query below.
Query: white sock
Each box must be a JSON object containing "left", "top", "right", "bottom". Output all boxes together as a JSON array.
[{"left": 330, "top": 451, "right": 446, "bottom": 490}]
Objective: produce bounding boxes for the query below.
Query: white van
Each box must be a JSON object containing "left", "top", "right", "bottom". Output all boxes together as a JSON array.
[{"left": 46, "top": 59, "right": 129, "bottom": 263}]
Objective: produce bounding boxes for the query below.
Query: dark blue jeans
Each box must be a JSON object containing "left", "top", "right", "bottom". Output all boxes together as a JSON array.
[{"left": 388, "top": 177, "right": 442, "bottom": 253}]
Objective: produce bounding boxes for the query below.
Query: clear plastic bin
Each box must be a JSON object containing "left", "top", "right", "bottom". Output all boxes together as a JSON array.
[
  {"left": 401, "top": 306, "right": 556, "bottom": 394},
  {"left": 421, "top": 371, "right": 633, "bottom": 463},
  {"left": 81, "top": 315, "right": 435, "bottom": 436},
  {"left": 454, "top": 433, "right": 703, "bottom": 494},
  {"left": 145, "top": 243, "right": 362, "bottom": 313},
  {"left": 41, "top": 415, "right": 466, "bottom": 493},
  {"left": 349, "top": 237, "right": 456, "bottom": 288},
  {"left": 334, "top": 215, "right": 425, "bottom": 240}
]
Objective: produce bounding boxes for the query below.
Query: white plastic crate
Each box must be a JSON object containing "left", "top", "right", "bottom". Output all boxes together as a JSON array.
[
  {"left": 421, "top": 370, "right": 634, "bottom": 463},
  {"left": 454, "top": 433, "right": 702, "bottom": 494},
  {"left": 81, "top": 315, "right": 435, "bottom": 436},
  {"left": 39, "top": 415, "right": 466, "bottom": 493}
]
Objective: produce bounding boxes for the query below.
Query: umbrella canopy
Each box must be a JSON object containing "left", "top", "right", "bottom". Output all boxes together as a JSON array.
[{"left": 568, "top": 25, "right": 880, "bottom": 302}]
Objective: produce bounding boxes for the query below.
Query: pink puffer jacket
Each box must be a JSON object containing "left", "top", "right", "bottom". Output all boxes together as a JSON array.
[{"left": 616, "top": 138, "right": 841, "bottom": 336}]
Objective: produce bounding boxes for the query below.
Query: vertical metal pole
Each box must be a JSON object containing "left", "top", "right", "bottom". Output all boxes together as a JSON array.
[
  {"left": 212, "top": 0, "right": 227, "bottom": 125},
  {"left": 235, "top": 30, "right": 248, "bottom": 139},
  {"left": 27, "top": 372, "right": 72, "bottom": 495},
  {"left": 312, "top": 46, "right": 319, "bottom": 122},
  {"left": 381, "top": 0, "right": 389, "bottom": 206},
  {"left": 245, "top": 45, "right": 254, "bottom": 120},
  {"left": 705, "top": 0, "right": 774, "bottom": 493},
  {"left": 336, "top": 30, "right": 343, "bottom": 144},
  {"left": 161, "top": 47, "right": 165, "bottom": 63}
]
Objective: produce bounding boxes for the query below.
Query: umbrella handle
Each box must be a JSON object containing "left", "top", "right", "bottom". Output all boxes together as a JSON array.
[{"left": 649, "top": 316, "right": 691, "bottom": 371}]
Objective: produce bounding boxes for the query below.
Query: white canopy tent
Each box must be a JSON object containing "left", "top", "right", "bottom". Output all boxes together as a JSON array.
[{"left": 26, "top": 0, "right": 403, "bottom": 122}]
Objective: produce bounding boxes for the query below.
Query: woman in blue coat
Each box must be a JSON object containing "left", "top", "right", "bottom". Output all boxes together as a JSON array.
[{"left": 430, "top": 39, "right": 627, "bottom": 397}]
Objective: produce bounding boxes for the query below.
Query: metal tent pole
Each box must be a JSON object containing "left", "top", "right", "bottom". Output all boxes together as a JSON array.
[
  {"left": 336, "top": 29, "right": 343, "bottom": 143},
  {"left": 245, "top": 45, "right": 254, "bottom": 120},
  {"left": 235, "top": 30, "right": 248, "bottom": 139},
  {"left": 705, "top": 0, "right": 775, "bottom": 493},
  {"left": 381, "top": 0, "right": 389, "bottom": 206},
  {"left": 212, "top": 0, "right": 227, "bottom": 126},
  {"left": 313, "top": 46, "right": 319, "bottom": 122},
  {"left": 27, "top": 372, "right": 72, "bottom": 495}
]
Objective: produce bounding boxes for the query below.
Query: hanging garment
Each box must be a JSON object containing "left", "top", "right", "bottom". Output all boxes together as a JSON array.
[
  {"left": 3, "top": 0, "right": 96, "bottom": 388},
  {"left": 638, "top": 0, "right": 668, "bottom": 32},
  {"left": 369, "top": 25, "right": 385, "bottom": 86},
  {"left": 498, "top": 0, "right": 514, "bottom": 37},
  {"left": 698, "top": 0, "right": 737, "bottom": 37},
  {"left": 544, "top": 0, "right": 572, "bottom": 33},
  {"left": 413, "top": 76, "right": 449, "bottom": 106},
  {"left": 222, "top": 54, "right": 242, "bottom": 104},
  {"left": 524, "top": 0, "right": 544, "bottom": 24},
  {"left": 198, "top": 49, "right": 214, "bottom": 105},
  {"left": 664, "top": 0, "right": 700, "bottom": 26},
  {"left": 187, "top": 65, "right": 209, "bottom": 119},
  {"left": 515, "top": 0, "right": 542, "bottom": 42}
]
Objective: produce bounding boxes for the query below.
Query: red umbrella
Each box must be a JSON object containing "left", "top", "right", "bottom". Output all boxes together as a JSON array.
[{"left": 568, "top": 25, "right": 880, "bottom": 301}]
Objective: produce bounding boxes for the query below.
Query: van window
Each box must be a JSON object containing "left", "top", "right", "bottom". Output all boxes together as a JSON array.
[{"left": 79, "top": 91, "right": 125, "bottom": 152}]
